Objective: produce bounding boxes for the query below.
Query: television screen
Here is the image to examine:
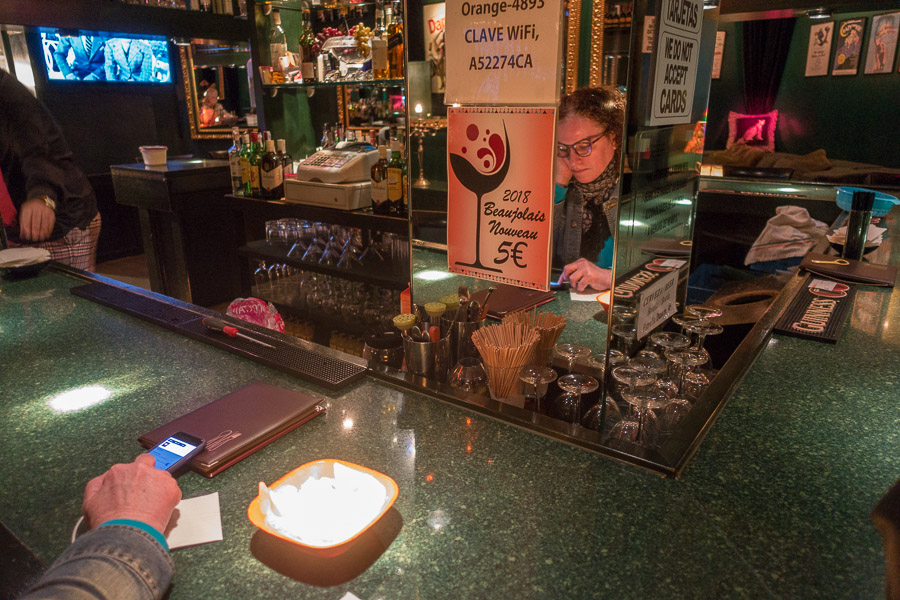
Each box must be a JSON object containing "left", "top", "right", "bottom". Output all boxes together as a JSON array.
[{"left": 38, "top": 30, "right": 171, "bottom": 84}]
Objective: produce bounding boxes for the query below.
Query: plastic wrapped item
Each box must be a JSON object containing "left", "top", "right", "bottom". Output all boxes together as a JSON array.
[{"left": 227, "top": 297, "right": 285, "bottom": 333}]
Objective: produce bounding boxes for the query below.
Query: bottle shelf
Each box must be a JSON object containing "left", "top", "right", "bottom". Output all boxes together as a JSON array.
[
  {"left": 239, "top": 240, "right": 409, "bottom": 289},
  {"left": 262, "top": 78, "right": 404, "bottom": 90},
  {"left": 260, "top": 1, "right": 379, "bottom": 13}
]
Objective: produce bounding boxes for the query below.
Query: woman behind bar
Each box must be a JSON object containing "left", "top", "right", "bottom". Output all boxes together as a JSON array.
[{"left": 554, "top": 86, "right": 625, "bottom": 292}]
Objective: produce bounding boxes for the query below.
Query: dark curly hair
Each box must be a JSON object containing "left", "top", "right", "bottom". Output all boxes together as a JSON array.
[{"left": 558, "top": 86, "right": 626, "bottom": 150}]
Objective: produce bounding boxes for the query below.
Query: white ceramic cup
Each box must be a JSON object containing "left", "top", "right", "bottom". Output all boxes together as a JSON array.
[{"left": 139, "top": 146, "right": 168, "bottom": 166}]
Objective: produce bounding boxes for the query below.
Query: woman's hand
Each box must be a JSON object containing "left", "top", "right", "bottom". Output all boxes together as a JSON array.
[
  {"left": 83, "top": 454, "right": 182, "bottom": 533},
  {"left": 560, "top": 258, "right": 612, "bottom": 293},
  {"left": 555, "top": 155, "right": 573, "bottom": 187}
]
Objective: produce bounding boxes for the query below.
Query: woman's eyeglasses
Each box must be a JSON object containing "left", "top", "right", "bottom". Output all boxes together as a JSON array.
[{"left": 557, "top": 133, "right": 608, "bottom": 159}]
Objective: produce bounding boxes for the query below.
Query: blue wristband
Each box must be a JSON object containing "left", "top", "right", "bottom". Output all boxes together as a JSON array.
[{"left": 100, "top": 519, "right": 169, "bottom": 551}]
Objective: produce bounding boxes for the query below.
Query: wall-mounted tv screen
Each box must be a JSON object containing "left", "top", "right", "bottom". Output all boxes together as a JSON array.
[{"left": 38, "top": 30, "right": 171, "bottom": 84}]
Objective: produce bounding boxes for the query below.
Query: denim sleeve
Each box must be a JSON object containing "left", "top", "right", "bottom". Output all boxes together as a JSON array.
[{"left": 21, "top": 525, "right": 174, "bottom": 600}]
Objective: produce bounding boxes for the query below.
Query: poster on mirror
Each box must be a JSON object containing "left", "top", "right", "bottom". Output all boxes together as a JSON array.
[
  {"left": 805, "top": 21, "right": 833, "bottom": 77},
  {"left": 864, "top": 12, "right": 899, "bottom": 75},
  {"left": 423, "top": 3, "right": 446, "bottom": 92},
  {"left": 446, "top": 106, "right": 555, "bottom": 291}
]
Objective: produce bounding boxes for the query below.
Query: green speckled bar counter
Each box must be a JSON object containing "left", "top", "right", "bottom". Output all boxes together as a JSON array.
[{"left": 1, "top": 245, "right": 897, "bottom": 597}]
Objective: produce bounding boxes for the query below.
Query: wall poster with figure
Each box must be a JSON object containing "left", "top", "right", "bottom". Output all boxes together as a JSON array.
[
  {"left": 864, "top": 12, "right": 899, "bottom": 75},
  {"left": 831, "top": 18, "right": 866, "bottom": 76},
  {"left": 423, "top": 3, "right": 446, "bottom": 93},
  {"left": 446, "top": 106, "right": 555, "bottom": 291},
  {"left": 805, "top": 21, "right": 833, "bottom": 77}
]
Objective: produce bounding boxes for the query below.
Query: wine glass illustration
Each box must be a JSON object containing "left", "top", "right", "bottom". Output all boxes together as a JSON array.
[{"left": 449, "top": 120, "right": 510, "bottom": 273}]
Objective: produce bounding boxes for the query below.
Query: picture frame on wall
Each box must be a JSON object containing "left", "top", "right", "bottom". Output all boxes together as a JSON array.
[
  {"left": 805, "top": 21, "right": 833, "bottom": 76},
  {"left": 863, "top": 12, "right": 899, "bottom": 74},
  {"left": 831, "top": 18, "right": 866, "bottom": 75}
]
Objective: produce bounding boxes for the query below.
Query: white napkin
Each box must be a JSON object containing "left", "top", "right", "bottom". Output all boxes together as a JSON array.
[
  {"left": 745, "top": 206, "right": 827, "bottom": 265},
  {"left": 826, "top": 223, "right": 886, "bottom": 245}
]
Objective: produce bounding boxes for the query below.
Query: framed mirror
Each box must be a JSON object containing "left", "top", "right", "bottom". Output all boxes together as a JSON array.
[
  {"left": 342, "top": 84, "right": 406, "bottom": 131},
  {"left": 180, "top": 41, "right": 252, "bottom": 139}
]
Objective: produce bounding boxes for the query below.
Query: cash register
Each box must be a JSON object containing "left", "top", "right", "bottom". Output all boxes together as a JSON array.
[{"left": 285, "top": 142, "right": 379, "bottom": 210}]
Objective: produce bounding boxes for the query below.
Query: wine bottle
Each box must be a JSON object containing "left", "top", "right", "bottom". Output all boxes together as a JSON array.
[
  {"left": 268, "top": 10, "right": 287, "bottom": 71},
  {"left": 248, "top": 131, "right": 263, "bottom": 197},
  {"left": 371, "top": 145, "right": 390, "bottom": 215},
  {"left": 387, "top": 1, "right": 404, "bottom": 79},
  {"left": 277, "top": 139, "right": 294, "bottom": 177},
  {"left": 371, "top": 1, "right": 389, "bottom": 79},
  {"left": 386, "top": 139, "right": 405, "bottom": 216},
  {"left": 299, "top": 10, "right": 317, "bottom": 82},
  {"left": 260, "top": 139, "right": 284, "bottom": 199},
  {"left": 239, "top": 132, "right": 252, "bottom": 195},
  {"left": 228, "top": 127, "right": 242, "bottom": 195}
]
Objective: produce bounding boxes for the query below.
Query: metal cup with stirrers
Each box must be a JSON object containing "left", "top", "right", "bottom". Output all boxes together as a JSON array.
[
  {"left": 472, "top": 322, "right": 540, "bottom": 399},
  {"left": 504, "top": 309, "right": 566, "bottom": 368}
]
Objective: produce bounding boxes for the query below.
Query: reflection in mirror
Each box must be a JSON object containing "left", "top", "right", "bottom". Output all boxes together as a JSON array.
[
  {"left": 343, "top": 85, "right": 406, "bottom": 130},
  {"left": 407, "top": 0, "right": 632, "bottom": 436},
  {"left": 181, "top": 42, "right": 251, "bottom": 139}
]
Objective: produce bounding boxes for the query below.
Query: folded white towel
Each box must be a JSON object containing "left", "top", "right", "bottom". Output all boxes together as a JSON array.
[{"left": 745, "top": 206, "right": 827, "bottom": 265}]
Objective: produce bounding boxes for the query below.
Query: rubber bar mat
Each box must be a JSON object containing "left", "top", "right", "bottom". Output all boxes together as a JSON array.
[{"left": 71, "top": 282, "right": 366, "bottom": 391}]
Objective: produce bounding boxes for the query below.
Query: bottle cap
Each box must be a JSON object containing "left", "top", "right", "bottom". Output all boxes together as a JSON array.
[
  {"left": 265, "top": 139, "right": 276, "bottom": 151},
  {"left": 378, "top": 145, "right": 388, "bottom": 158},
  {"left": 391, "top": 139, "right": 401, "bottom": 152},
  {"left": 277, "top": 139, "right": 286, "bottom": 151}
]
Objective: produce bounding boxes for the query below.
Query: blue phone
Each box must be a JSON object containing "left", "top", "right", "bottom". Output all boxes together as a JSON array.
[{"left": 147, "top": 432, "right": 205, "bottom": 476}]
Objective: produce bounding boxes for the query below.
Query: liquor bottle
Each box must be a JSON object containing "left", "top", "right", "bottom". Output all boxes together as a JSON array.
[
  {"left": 387, "top": 1, "right": 404, "bottom": 79},
  {"left": 239, "top": 132, "right": 252, "bottom": 195},
  {"left": 371, "top": 1, "right": 389, "bottom": 80},
  {"left": 268, "top": 10, "right": 287, "bottom": 71},
  {"left": 248, "top": 131, "right": 263, "bottom": 197},
  {"left": 298, "top": 10, "right": 317, "bottom": 82},
  {"left": 277, "top": 139, "right": 294, "bottom": 176},
  {"left": 386, "top": 139, "right": 406, "bottom": 216},
  {"left": 260, "top": 139, "right": 284, "bottom": 199},
  {"left": 321, "top": 123, "right": 331, "bottom": 150},
  {"left": 370, "top": 145, "right": 390, "bottom": 215},
  {"left": 228, "top": 127, "right": 242, "bottom": 194}
]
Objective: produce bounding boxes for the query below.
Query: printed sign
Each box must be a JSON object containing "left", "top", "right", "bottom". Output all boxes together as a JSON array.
[
  {"left": 864, "top": 12, "right": 899, "bottom": 75},
  {"left": 445, "top": 0, "right": 563, "bottom": 105},
  {"left": 805, "top": 22, "right": 833, "bottom": 77},
  {"left": 649, "top": 0, "right": 703, "bottom": 125},
  {"left": 711, "top": 30, "right": 725, "bottom": 79},
  {"left": 832, "top": 17, "right": 866, "bottom": 76},
  {"left": 423, "top": 3, "right": 447, "bottom": 92},
  {"left": 774, "top": 279, "right": 856, "bottom": 344},
  {"left": 636, "top": 268, "right": 678, "bottom": 340},
  {"left": 446, "top": 106, "right": 555, "bottom": 290}
]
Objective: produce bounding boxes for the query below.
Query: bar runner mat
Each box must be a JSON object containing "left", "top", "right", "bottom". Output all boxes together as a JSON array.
[
  {"left": 468, "top": 284, "right": 555, "bottom": 319},
  {"left": 71, "top": 281, "right": 366, "bottom": 390},
  {"left": 774, "top": 277, "right": 857, "bottom": 344},
  {"left": 140, "top": 382, "right": 325, "bottom": 478}
]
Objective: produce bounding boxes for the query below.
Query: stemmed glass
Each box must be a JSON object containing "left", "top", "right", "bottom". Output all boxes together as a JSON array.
[
  {"left": 554, "top": 343, "right": 590, "bottom": 373},
  {"left": 252, "top": 260, "right": 269, "bottom": 296},
  {"left": 337, "top": 228, "right": 364, "bottom": 270},
  {"left": 519, "top": 365, "right": 558, "bottom": 414},
  {"left": 552, "top": 373, "right": 599, "bottom": 424},
  {"left": 582, "top": 394, "right": 623, "bottom": 436},
  {"left": 665, "top": 350, "right": 710, "bottom": 401},
  {"left": 605, "top": 389, "right": 664, "bottom": 453},
  {"left": 610, "top": 365, "right": 655, "bottom": 404},
  {"left": 660, "top": 397, "right": 693, "bottom": 441},
  {"left": 686, "top": 321, "right": 724, "bottom": 355},
  {"left": 610, "top": 324, "right": 637, "bottom": 356},
  {"left": 670, "top": 312, "right": 701, "bottom": 339},
  {"left": 448, "top": 122, "right": 510, "bottom": 273},
  {"left": 685, "top": 304, "right": 723, "bottom": 322},
  {"left": 628, "top": 355, "right": 676, "bottom": 399},
  {"left": 449, "top": 357, "right": 489, "bottom": 395}
]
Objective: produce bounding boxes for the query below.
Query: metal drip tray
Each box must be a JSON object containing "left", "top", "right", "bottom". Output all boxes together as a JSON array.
[{"left": 71, "top": 282, "right": 366, "bottom": 391}]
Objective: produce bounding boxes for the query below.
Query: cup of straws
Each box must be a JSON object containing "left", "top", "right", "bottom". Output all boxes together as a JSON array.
[
  {"left": 503, "top": 310, "right": 566, "bottom": 368},
  {"left": 472, "top": 322, "right": 540, "bottom": 401}
]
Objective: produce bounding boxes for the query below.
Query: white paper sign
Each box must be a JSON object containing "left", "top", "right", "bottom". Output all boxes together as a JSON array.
[
  {"left": 649, "top": 0, "right": 703, "bottom": 125},
  {"left": 635, "top": 269, "right": 678, "bottom": 340},
  {"left": 445, "top": 0, "right": 563, "bottom": 105},
  {"left": 711, "top": 30, "right": 725, "bottom": 79}
]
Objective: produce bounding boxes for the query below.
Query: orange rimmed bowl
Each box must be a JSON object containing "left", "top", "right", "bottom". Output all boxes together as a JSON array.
[{"left": 248, "top": 459, "right": 399, "bottom": 552}]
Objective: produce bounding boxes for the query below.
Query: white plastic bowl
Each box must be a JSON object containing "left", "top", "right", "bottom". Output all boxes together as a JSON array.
[{"left": 139, "top": 145, "right": 168, "bottom": 166}]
